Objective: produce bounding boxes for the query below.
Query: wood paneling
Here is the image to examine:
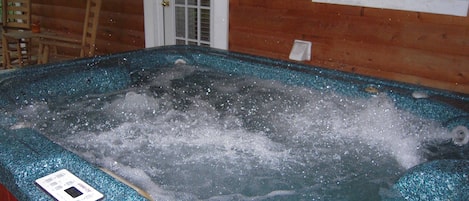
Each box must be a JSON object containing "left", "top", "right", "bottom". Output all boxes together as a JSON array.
[
  {"left": 229, "top": 0, "right": 469, "bottom": 94},
  {"left": 31, "top": 0, "right": 145, "bottom": 56}
]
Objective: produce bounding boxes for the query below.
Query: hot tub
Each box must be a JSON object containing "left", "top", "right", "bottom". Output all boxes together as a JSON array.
[{"left": 0, "top": 45, "right": 468, "bottom": 201}]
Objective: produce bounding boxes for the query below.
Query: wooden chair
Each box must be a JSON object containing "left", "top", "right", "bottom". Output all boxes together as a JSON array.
[
  {"left": 37, "top": 0, "right": 102, "bottom": 64},
  {"left": 1, "top": 0, "right": 33, "bottom": 68}
]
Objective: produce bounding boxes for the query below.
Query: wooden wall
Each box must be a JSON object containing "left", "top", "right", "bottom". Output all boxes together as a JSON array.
[
  {"left": 26, "top": 0, "right": 469, "bottom": 94},
  {"left": 229, "top": 0, "right": 469, "bottom": 94},
  {"left": 31, "top": 0, "right": 145, "bottom": 56}
]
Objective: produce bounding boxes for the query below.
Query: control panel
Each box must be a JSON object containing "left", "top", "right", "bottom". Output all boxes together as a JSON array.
[{"left": 35, "top": 169, "right": 104, "bottom": 201}]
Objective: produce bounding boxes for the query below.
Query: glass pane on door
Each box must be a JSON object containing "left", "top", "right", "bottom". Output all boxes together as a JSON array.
[
  {"left": 175, "top": 7, "right": 185, "bottom": 38},
  {"left": 201, "top": 0, "right": 210, "bottom": 7},
  {"left": 187, "top": 0, "right": 197, "bottom": 6},
  {"left": 174, "top": 0, "right": 210, "bottom": 46},
  {"left": 187, "top": 8, "right": 197, "bottom": 40},
  {"left": 200, "top": 8, "right": 210, "bottom": 41}
]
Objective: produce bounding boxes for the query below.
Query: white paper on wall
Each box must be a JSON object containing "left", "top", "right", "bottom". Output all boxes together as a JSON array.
[{"left": 312, "top": 0, "right": 469, "bottom": 16}]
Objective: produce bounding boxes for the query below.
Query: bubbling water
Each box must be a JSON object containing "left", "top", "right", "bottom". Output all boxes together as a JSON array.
[{"left": 11, "top": 64, "right": 454, "bottom": 200}]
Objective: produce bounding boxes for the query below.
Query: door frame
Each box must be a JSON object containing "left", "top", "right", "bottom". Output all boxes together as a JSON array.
[{"left": 143, "top": 0, "right": 228, "bottom": 49}]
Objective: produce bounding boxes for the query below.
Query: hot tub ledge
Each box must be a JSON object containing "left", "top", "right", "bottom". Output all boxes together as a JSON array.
[{"left": 394, "top": 159, "right": 469, "bottom": 201}]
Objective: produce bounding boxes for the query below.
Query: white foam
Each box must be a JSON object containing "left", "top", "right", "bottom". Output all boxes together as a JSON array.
[
  {"left": 107, "top": 91, "right": 160, "bottom": 119},
  {"left": 207, "top": 190, "right": 296, "bottom": 201},
  {"left": 327, "top": 94, "right": 446, "bottom": 169},
  {"left": 150, "top": 65, "right": 196, "bottom": 88},
  {"left": 99, "top": 158, "right": 177, "bottom": 201},
  {"left": 10, "top": 121, "right": 33, "bottom": 129}
]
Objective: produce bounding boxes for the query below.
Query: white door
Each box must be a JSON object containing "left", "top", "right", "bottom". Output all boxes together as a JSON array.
[{"left": 144, "top": 0, "right": 228, "bottom": 49}]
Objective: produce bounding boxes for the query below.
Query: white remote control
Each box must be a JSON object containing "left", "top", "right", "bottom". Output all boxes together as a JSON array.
[{"left": 35, "top": 169, "right": 104, "bottom": 201}]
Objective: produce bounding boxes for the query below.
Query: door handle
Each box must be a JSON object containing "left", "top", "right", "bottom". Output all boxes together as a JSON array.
[{"left": 162, "top": 0, "right": 170, "bottom": 7}]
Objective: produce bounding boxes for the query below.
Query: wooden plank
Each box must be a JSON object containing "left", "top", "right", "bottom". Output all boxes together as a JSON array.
[
  {"left": 32, "top": 0, "right": 84, "bottom": 8},
  {"left": 362, "top": 6, "right": 421, "bottom": 22},
  {"left": 99, "top": 11, "right": 144, "bottom": 32},
  {"left": 32, "top": 4, "right": 84, "bottom": 22},
  {"left": 33, "top": 0, "right": 143, "bottom": 13},
  {"left": 101, "top": 0, "right": 143, "bottom": 15},
  {"left": 96, "top": 38, "right": 144, "bottom": 54},
  {"left": 229, "top": 28, "right": 293, "bottom": 56},
  {"left": 237, "top": 0, "right": 269, "bottom": 8},
  {"left": 96, "top": 27, "right": 145, "bottom": 48}
]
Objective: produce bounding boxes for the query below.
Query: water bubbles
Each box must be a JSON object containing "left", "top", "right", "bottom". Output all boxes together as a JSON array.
[
  {"left": 332, "top": 154, "right": 341, "bottom": 160},
  {"left": 8, "top": 65, "right": 456, "bottom": 201}
]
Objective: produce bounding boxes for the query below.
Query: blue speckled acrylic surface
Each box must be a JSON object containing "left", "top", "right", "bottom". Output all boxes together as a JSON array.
[
  {"left": 394, "top": 160, "right": 469, "bottom": 201},
  {"left": 0, "top": 45, "right": 468, "bottom": 200},
  {"left": 0, "top": 128, "right": 148, "bottom": 201}
]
